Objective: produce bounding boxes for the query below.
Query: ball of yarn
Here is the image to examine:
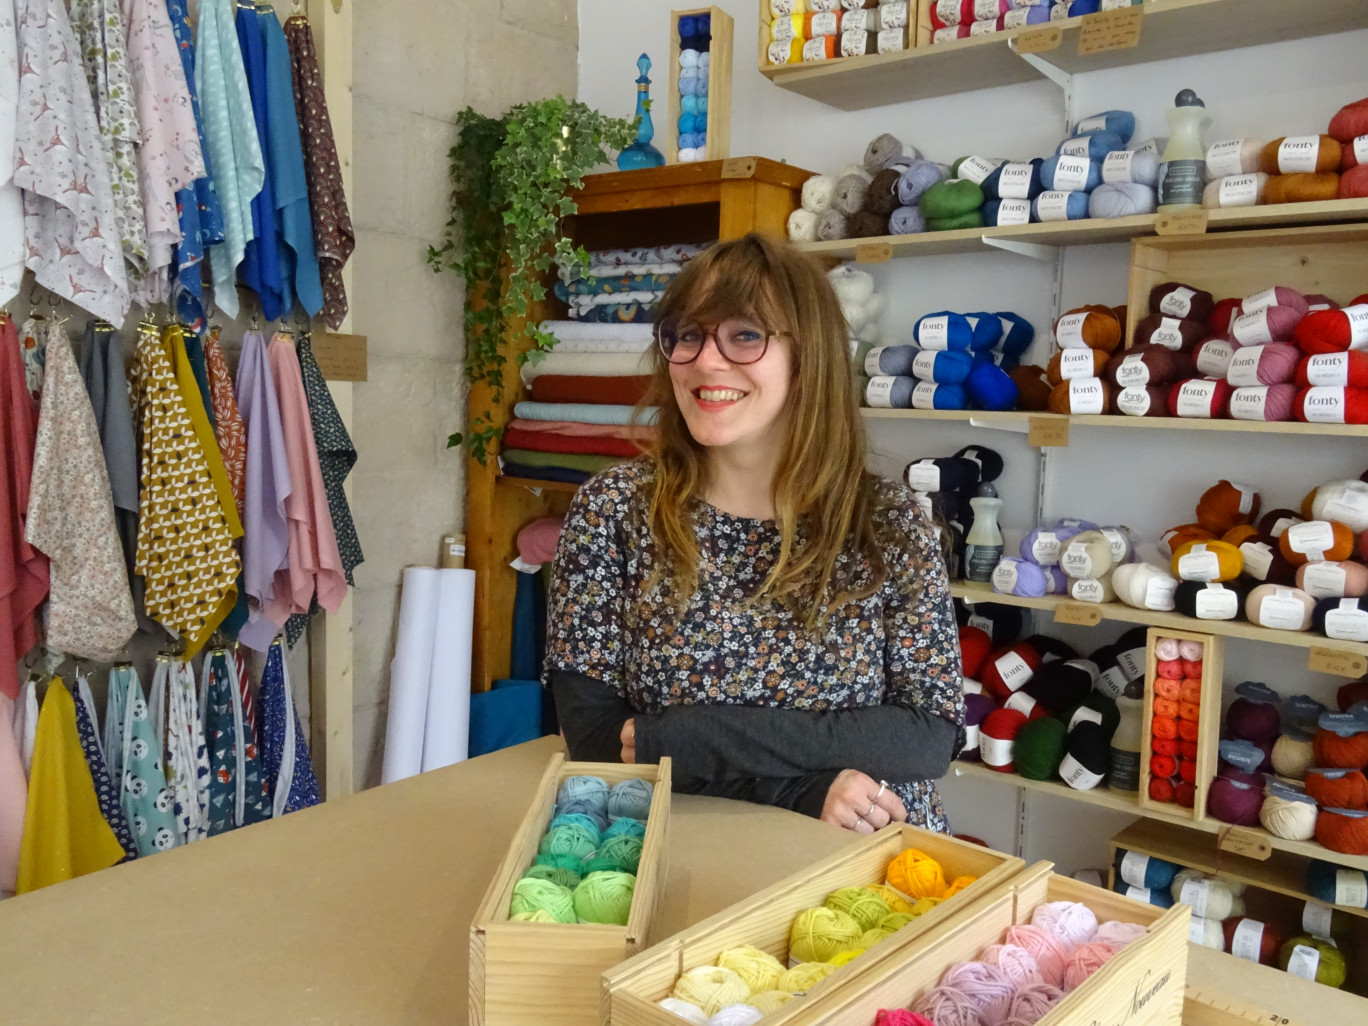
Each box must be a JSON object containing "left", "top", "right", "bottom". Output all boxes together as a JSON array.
[
  {"left": 583, "top": 835, "right": 642, "bottom": 875},
  {"left": 815, "top": 209, "right": 848, "bottom": 242},
  {"left": 940, "top": 961, "right": 1017, "bottom": 1015},
  {"left": 911, "top": 985, "right": 986, "bottom": 1026},
  {"left": 1112, "top": 383, "right": 1170, "bottom": 417},
  {"left": 981, "top": 708, "right": 1029, "bottom": 771},
  {"left": 1229, "top": 307, "right": 1303, "bottom": 347},
  {"left": 1014, "top": 717, "right": 1068, "bottom": 780},
  {"left": 886, "top": 848, "right": 948, "bottom": 899},
  {"left": 1280, "top": 520, "right": 1355, "bottom": 565},
  {"left": 658, "top": 997, "right": 708, "bottom": 1023},
  {"left": 966, "top": 361, "right": 1019, "bottom": 411},
  {"left": 1151, "top": 282, "right": 1215, "bottom": 321},
  {"left": 1193, "top": 338, "right": 1237, "bottom": 378},
  {"left": 707, "top": 1005, "right": 763, "bottom": 1026},
  {"left": 1203, "top": 172, "right": 1270, "bottom": 208},
  {"left": 1246, "top": 584, "right": 1315, "bottom": 629},
  {"left": 1167, "top": 378, "right": 1232, "bottom": 418},
  {"left": 510, "top": 877, "right": 575, "bottom": 923},
  {"left": 1113, "top": 563, "right": 1179, "bottom": 611},
  {"left": 1190, "top": 916, "right": 1227, "bottom": 950},
  {"left": 888, "top": 206, "right": 926, "bottom": 235},
  {"left": 958, "top": 601, "right": 1026, "bottom": 646},
  {"left": 508, "top": 908, "right": 559, "bottom": 923},
  {"left": 534, "top": 851, "right": 585, "bottom": 874},
  {"left": 864, "top": 883, "right": 917, "bottom": 916},
  {"left": 715, "top": 945, "right": 785, "bottom": 994},
  {"left": 801, "top": 174, "right": 836, "bottom": 213},
  {"left": 539, "top": 823, "right": 599, "bottom": 861},
  {"left": 789, "top": 906, "right": 862, "bottom": 964},
  {"left": 1023, "top": 661, "right": 1095, "bottom": 714},
  {"left": 961, "top": 693, "right": 997, "bottom": 762},
  {"left": 874, "top": 1011, "right": 936, "bottom": 1026},
  {"left": 556, "top": 775, "right": 609, "bottom": 825},
  {"left": 865, "top": 133, "right": 919, "bottom": 174},
  {"left": 673, "top": 966, "right": 752, "bottom": 1017},
  {"left": 1061, "top": 941, "right": 1117, "bottom": 992},
  {"left": 1134, "top": 313, "right": 1205, "bottom": 352},
  {"left": 1174, "top": 580, "right": 1245, "bottom": 620},
  {"left": 832, "top": 172, "right": 872, "bottom": 216},
  {"left": 1172, "top": 540, "right": 1243, "bottom": 583},
  {"left": 897, "top": 160, "right": 946, "bottom": 206},
  {"left": 523, "top": 863, "right": 581, "bottom": 890},
  {"left": 1106, "top": 342, "right": 1185, "bottom": 388},
  {"left": 603, "top": 817, "right": 645, "bottom": 842},
  {"left": 981, "top": 159, "right": 1044, "bottom": 201},
  {"left": 1059, "top": 531, "right": 1116, "bottom": 580},
  {"left": 1271, "top": 735, "right": 1315, "bottom": 779},
  {"left": 1089, "top": 181, "right": 1156, "bottom": 218},
  {"left": 1003, "top": 924, "right": 1070, "bottom": 988},
  {"left": 1294, "top": 385, "right": 1368, "bottom": 423},
  {"left": 1047, "top": 348, "right": 1109, "bottom": 386},
  {"left": 748, "top": 991, "right": 794, "bottom": 1015},
  {"left": 1228, "top": 697, "right": 1281, "bottom": 742},
  {"left": 1308, "top": 859, "right": 1368, "bottom": 908},
  {"left": 776, "top": 960, "right": 836, "bottom": 994},
  {"left": 1260, "top": 791, "right": 1319, "bottom": 840},
  {"left": 1307, "top": 767, "right": 1368, "bottom": 808},
  {"left": 982, "top": 643, "right": 1041, "bottom": 701},
  {"left": 1329, "top": 97, "right": 1368, "bottom": 142},
  {"left": 1222, "top": 917, "right": 1282, "bottom": 966},
  {"left": 1294, "top": 304, "right": 1368, "bottom": 355},
  {"left": 1208, "top": 777, "right": 1264, "bottom": 826},
  {"left": 919, "top": 179, "right": 985, "bottom": 220},
  {"left": 1226, "top": 343, "right": 1300, "bottom": 385},
  {"left": 1340, "top": 164, "right": 1368, "bottom": 197},
  {"left": 1048, "top": 377, "right": 1112, "bottom": 415},
  {"left": 979, "top": 943, "right": 1042, "bottom": 986},
  {"left": 608, "top": 778, "right": 654, "bottom": 821},
  {"left": 1278, "top": 936, "right": 1348, "bottom": 987},
  {"left": 1267, "top": 172, "right": 1342, "bottom": 204},
  {"left": 927, "top": 211, "right": 985, "bottom": 231},
  {"left": 1055, "top": 306, "right": 1122, "bottom": 353},
  {"left": 1009, "top": 365, "right": 1053, "bottom": 411},
  {"left": 865, "top": 168, "right": 903, "bottom": 216},
  {"left": 1032, "top": 900, "right": 1099, "bottom": 947},
  {"left": 574, "top": 870, "right": 635, "bottom": 925},
  {"left": 548, "top": 812, "right": 602, "bottom": 840},
  {"left": 1197, "top": 480, "right": 1261, "bottom": 534},
  {"left": 1229, "top": 384, "right": 1299, "bottom": 422},
  {"left": 825, "top": 887, "right": 891, "bottom": 932},
  {"left": 1095, "top": 920, "right": 1147, "bottom": 948},
  {"left": 1297, "top": 560, "right": 1368, "bottom": 599},
  {"left": 848, "top": 211, "right": 888, "bottom": 238},
  {"left": 1260, "top": 136, "right": 1342, "bottom": 175}
]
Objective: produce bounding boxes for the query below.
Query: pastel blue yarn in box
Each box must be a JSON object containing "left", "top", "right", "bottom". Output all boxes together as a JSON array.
[{"left": 607, "top": 778, "right": 654, "bottom": 822}]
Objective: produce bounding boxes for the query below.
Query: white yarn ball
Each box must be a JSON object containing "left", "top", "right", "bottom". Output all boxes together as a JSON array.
[
  {"left": 1190, "top": 916, "right": 1226, "bottom": 951},
  {"left": 801, "top": 174, "right": 836, "bottom": 213},
  {"left": 1112, "top": 563, "right": 1178, "bottom": 611},
  {"left": 787, "top": 209, "right": 818, "bottom": 242},
  {"left": 658, "top": 997, "right": 708, "bottom": 1024},
  {"left": 828, "top": 265, "right": 875, "bottom": 306},
  {"left": 708, "top": 1005, "right": 764, "bottom": 1026}
]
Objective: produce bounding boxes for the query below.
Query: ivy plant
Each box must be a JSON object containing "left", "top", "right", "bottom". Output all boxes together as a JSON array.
[{"left": 429, "top": 97, "right": 636, "bottom": 463}]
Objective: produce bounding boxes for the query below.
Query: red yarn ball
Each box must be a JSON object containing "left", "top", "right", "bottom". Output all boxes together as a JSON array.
[
  {"left": 981, "top": 708, "right": 1029, "bottom": 772},
  {"left": 1340, "top": 164, "right": 1368, "bottom": 199},
  {"left": 1328, "top": 97, "right": 1368, "bottom": 143},
  {"left": 1221, "top": 917, "right": 1282, "bottom": 966},
  {"left": 981, "top": 642, "right": 1041, "bottom": 702},
  {"left": 1180, "top": 740, "right": 1199, "bottom": 761},
  {"left": 1312, "top": 728, "right": 1368, "bottom": 769},
  {"left": 1305, "top": 768, "right": 1368, "bottom": 809},
  {"left": 1168, "top": 378, "right": 1232, "bottom": 419},
  {"left": 1179, "top": 758, "right": 1197, "bottom": 784},
  {"left": 1294, "top": 306, "right": 1368, "bottom": 355},
  {"left": 1175, "top": 781, "right": 1196, "bottom": 808},
  {"left": 1210, "top": 298, "right": 1241, "bottom": 335},
  {"left": 1150, "top": 754, "right": 1178, "bottom": 779},
  {"left": 1149, "top": 777, "right": 1175, "bottom": 803},
  {"left": 1317, "top": 807, "right": 1368, "bottom": 855},
  {"left": 1339, "top": 679, "right": 1368, "bottom": 711},
  {"left": 1293, "top": 386, "right": 1368, "bottom": 424},
  {"left": 1295, "top": 351, "right": 1368, "bottom": 388},
  {"left": 959, "top": 625, "right": 993, "bottom": 679}
]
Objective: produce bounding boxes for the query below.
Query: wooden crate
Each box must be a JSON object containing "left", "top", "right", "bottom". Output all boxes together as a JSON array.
[
  {"left": 1137, "top": 627, "right": 1223, "bottom": 823},
  {"left": 668, "top": 6, "right": 732, "bottom": 164},
  {"left": 1125, "top": 223, "right": 1368, "bottom": 350},
  {"left": 792, "top": 862, "right": 1189, "bottom": 1026},
  {"left": 601, "top": 824, "right": 1024, "bottom": 1025},
  {"left": 470, "top": 754, "right": 672, "bottom": 1026}
]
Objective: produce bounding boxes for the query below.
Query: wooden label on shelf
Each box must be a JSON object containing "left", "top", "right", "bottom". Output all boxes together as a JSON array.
[
  {"left": 1217, "top": 825, "right": 1273, "bottom": 861},
  {"left": 1077, "top": 6, "right": 1143, "bottom": 55},
  {"left": 1054, "top": 602, "right": 1102, "bottom": 627},
  {"left": 1308, "top": 646, "right": 1368, "bottom": 677},
  {"left": 313, "top": 332, "right": 368, "bottom": 381},
  {"left": 1155, "top": 209, "right": 1209, "bottom": 236},
  {"left": 855, "top": 242, "right": 892, "bottom": 264},
  {"left": 721, "top": 157, "right": 756, "bottom": 180},
  {"left": 1013, "top": 25, "right": 1062, "bottom": 56},
  {"left": 1028, "top": 416, "right": 1069, "bottom": 448}
]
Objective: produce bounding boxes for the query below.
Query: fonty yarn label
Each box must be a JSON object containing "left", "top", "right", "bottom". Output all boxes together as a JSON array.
[
  {"left": 1072, "top": 579, "right": 1109, "bottom": 603},
  {"left": 996, "top": 199, "right": 1031, "bottom": 225},
  {"left": 1159, "top": 287, "right": 1198, "bottom": 318},
  {"left": 994, "top": 651, "right": 1033, "bottom": 692},
  {"left": 1036, "top": 192, "right": 1073, "bottom": 221},
  {"left": 1116, "top": 355, "right": 1151, "bottom": 387},
  {"left": 999, "top": 164, "right": 1036, "bottom": 199},
  {"left": 1196, "top": 340, "right": 1236, "bottom": 376},
  {"left": 1231, "top": 310, "right": 1276, "bottom": 345},
  {"left": 1117, "top": 386, "right": 1155, "bottom": 416},
  {"left": 1150, "top": 318, "right": 1185, "bottom": 350},
  {"left": 1068, "top": 378, "right": 1106, "bottom": 413},
  {"left": 1307, "top": 353, "right": 1351, "bottom": 386},
  {"left": 866, "top": 376, "right": 897, "bottom": 407},
  {"left": 1031, "top": 532, "right": 1062, "bottom": 563},
  {"left": 1347, "top": 306, "right": 1368, "bottom": 347},
  {"left": 1102, "top": 150, "right": 1136, "bottom": 184},
  {"left": 1054, "top": 156, "right": 1092, "bottom": 192},
  {"left": 912, "top": 350, "right": 939, "bottom": 379},
  {"left": 958, "top": 155, "right": 1002, "bottom": 185},
  {"left": 1278, "top": 136, "right": 1322, "bottom": 174},
  {"left": 1242, "top": 287, "right": 1282, "bottom": 316},
  {"left": 912, "top": 382, "right": 940, "bottom": 409},
  {"left": 1176, "top": 379, "right": 1220, "bottom": 417},
  {"left": 1219, "top": 175, "right": 1261, "bottom": 207},
  {"left": 1304, "top": 386, "right": 1347, "bottom": 423},
  {"left": 1062, "top": 541, "right": 1102, "bottom": 578},
  {"left": 1207, "top": 139, "right": 1251, "bottom": 178},
  {"left": 1056, "top": 313, "right": 1090, "bottom": 347},
  {"left": 1060, "top": 349, "right": 1097, "bottom": 380},
  {"left": 919, "top": 316, "right": 952, "bottom": 350},
  {"left": 1230, "top": 386, "right": 1269, "bottom": 421},
  {"left": 1227, "top": 348, "right": 1268, "bottom": 386},
  {"left": 1059, "top": 137, "right": 1092, "bottom": 159}
]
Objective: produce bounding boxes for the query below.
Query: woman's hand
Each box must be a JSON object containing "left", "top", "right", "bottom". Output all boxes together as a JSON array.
[
  {"left": 620, "top": 718, "right": 636, "bottom": 763},
  {"left": 820, "top": 770, "right": 906, "bottom": 834}
]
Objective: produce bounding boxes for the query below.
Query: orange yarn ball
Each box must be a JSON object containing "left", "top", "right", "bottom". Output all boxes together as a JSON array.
[
  {"left": 1260, "top": 136, "right": 1343, "bottom": 175},
  {"left": 1178, "top": 719, "right": 1200, "bottom": 742},
  {"left": 1152, "top": 715, "right": 1179, "bottom": 740},
  {"left": 1153, "top": 678, "right": 1181, "bottom": 701},
  {"left": 1266, "top": 173, "right": 1342, "bottom": 204},
  {"left": 886, "top": 848, "right": 948, "bottom": 900},
  {"left": 1010, "top": 365, "right": 1053, "bottom": 411},
  {"left": 1305, "top": 768, "right": 1368, "bottom": 809},
  {"left": 1180, "top": 679, "right": 1203, "bottom": 704},
  {"left": 1047, "top": 378, "right": 1112, "bottom": 415},
  {"left": 1312, "top": 728, "right": 1368, "bottom": 769},
  {"left": 1153, "top": 697, "right": 1179, "bottom": 718},
  {"left": 1179, "top": 701, "right": 1202, "bottom": 722},
  {"left": 1160, "top": 523, "right": 1215, "bottom": 559},
  {"left": 1047, "top": 348, "right": 1109, "bottom": 386},
  {"left": 1055, "top": 306, "right": 1122, "bottom": 353},
  {"left": 1196, "top": 481, "right": 1261, "bottom": 535},
  {"left": 1316, "top": 808, "right": 1368, "bottom": 855},
  {"left": 1222, "top": 524, "right": 1261, "bottom": 548},
  {"left": 1279, "top": 520, "right": 1355, "bottom": 566},
  {"left": 1149, "top": 777, "right": 1175, "bottom": 802}
]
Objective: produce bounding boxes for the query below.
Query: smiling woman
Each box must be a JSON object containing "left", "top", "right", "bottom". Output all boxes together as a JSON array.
[{"left": 544, "top": 234, "right": 966, "bottom": 835}]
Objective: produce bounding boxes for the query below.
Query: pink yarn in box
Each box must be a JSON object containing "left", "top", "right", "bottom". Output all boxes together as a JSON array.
[
  {"left": 1003, "top": 924, "right": 1070, "bottom": 988},
  {"left": 1031, "top": 900, "right": 1099, "bottom": 947},
  {"left": 1062, "top": 941, "right": 1120, "bottom": 992}
]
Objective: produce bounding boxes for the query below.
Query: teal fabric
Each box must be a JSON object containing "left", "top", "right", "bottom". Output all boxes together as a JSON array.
[
  {"left": 105, "top": 666, "right": 180, "bottom": 856},
  {"left": 202, "top": 649, "right": 270, "bottom": 835}
]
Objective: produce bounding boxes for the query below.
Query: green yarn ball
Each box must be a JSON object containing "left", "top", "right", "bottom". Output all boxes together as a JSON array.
[
  {"left": 789, "top": 907, "right": 862, "bottom": 964},
  {"left": 573, "top": 870, "right": 636, "bottom": 925},
  {"left": 824, "top": 887, "right": 891, "bottom": 932},
  {"left": 600, "top": 835, "right": 644, "bottom": 873},
  {"left": 1014, "top": 717, "right": 1068, "bottom": 781},
  {"left": 509, "top": 909, "right": 558, "bottom": 923},
  {"left": 538, "top": 823, "right": 598, "bottom": 861},
  {"left": 524, "top": 863, "right": 581, "bottom": 889},
  {"left": 927, "top": 211, "right": 985, "bottom": 231},
  {"left": 510, "top": 877, "right": 575, "bottom": 923},
  {"left": 1278, "top": 935, "right": 1347, "bottom": 988},
  {"left": 548, "top": 812, "right": 602, "bottom": 842},
  {"left": 534, "top": 852, "right": 585, "bottom": 873},
  {"left": 603, "top": 817, "right": 647, "bottom": 842},
  {"left": 880, "top": 912, "right": 918, "bottom": 932},
  {"left": 918, "top": 179, "right": 984, "bottom": 220}
]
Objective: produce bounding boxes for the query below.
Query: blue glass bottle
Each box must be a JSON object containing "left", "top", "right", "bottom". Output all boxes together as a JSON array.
[{"left": 617, "top": 53, "right": 665, "bottom": 171}]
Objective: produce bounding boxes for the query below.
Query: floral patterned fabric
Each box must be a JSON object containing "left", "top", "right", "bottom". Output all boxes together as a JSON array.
[
  {"left": 15, "top": 0, "right": 130, "bottom": 323},
  {"left": 204, "top": 326, "right": 246, "bottom": 519},
  {"left": 25, "top": 323, "right": 136, "bottom": 659},
  {"left": 0, "top": 0, "right": 24, "bottom": 309},
  {"left": 284, "top": 15, "right": 352, "bottom": 330},
  {"left": 545, "top": 458, "right": 965, "bottom": 832}
]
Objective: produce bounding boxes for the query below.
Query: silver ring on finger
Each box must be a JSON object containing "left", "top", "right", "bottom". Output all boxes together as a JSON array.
[
  {"left": 854, "top": 815, "right": 864, "bottom": 829},
  {"left": 876, "top": 781, "right": 888, "bottom": 800},
  {"left": 866, "top": 800, "right": 877, "bottom": 818}
]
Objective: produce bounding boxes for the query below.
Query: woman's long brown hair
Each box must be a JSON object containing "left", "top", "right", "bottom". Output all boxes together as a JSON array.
[{"left": 641, "top": 233, "right": 890, "bottom": 628}]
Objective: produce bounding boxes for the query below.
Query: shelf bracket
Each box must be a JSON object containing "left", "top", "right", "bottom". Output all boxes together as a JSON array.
[
  {"left": 980, "top": 236, "right": 1058, "bottom": 263},
  {"left": 1016, "top": 51, "right": 1073, "bottom": 96},
  {"left": 968, "top": 415, "right": 1030, "bottom": 434}
]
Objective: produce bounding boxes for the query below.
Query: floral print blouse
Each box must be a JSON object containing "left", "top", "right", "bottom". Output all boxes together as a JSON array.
[{"left": 546, "top": 457, "right": 965, "bottom": 831}]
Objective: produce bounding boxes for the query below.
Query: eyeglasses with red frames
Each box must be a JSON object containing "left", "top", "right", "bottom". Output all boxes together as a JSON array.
[{"left": 655, "top": 317, "right": 787, "bottom": 365}]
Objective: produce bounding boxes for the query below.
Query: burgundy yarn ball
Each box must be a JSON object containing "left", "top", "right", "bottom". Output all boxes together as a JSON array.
[
  {"left": 1227, "top": 697, "right": 1281, "bottom": 742},
  {"left": 1208, "top": 777, "right": 1265, "bottom": 826}
]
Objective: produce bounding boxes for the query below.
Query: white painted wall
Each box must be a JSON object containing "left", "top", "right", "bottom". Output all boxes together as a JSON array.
[{"left": 578, "top": 1, "right": 1368, "bottom": 868}]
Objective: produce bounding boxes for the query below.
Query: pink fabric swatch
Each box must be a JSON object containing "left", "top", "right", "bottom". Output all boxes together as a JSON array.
[{"left": 0, "top": 693, "right": 26, "bottom": 893}]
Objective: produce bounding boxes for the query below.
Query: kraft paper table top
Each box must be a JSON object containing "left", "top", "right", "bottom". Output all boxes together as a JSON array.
[{"left": 0, "top": 734, "right": 1358, "bottom": 1024}]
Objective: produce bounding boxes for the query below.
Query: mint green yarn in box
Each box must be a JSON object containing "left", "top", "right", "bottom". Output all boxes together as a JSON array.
[
  {"left": 582, "top": 835, "right": 642, "bottom": 875},
  {"left": 534, "top": 851, "right": 585, "bottom": 873},
  {"left": 573, "top": 870, "right": 636, "bottom": 925},
  {"left": 538, "top": 823, "right": 598, "bottom": 861},
  {"left": 603, "top": 817, "right": 646, "bottom": 842},
  {"left": 524, "top": 863, "right": 581, "bottom": 889},
  {"left": 548, "top": 812, "right": 602, "bottom": 841},
  {"left": 510, "top": 877, "right": 575, "bottom": 923}
]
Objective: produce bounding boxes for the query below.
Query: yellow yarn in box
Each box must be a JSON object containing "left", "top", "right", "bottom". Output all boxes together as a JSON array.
[
  {"left": 863, "top": 883, "right": 917, "bottom": 915},
  {"left": 859, "top": 926, "right": 895, "bottom": 948},
  {"left": 789, "top": 906, "right": 862, "bottom": 963},
  {"left": 945, "top": 875, "right": 977, "bottom": 898},
  {"left": 748, "top": 991, "right": 795, "bottom": 1014},
  {"left": 881, "top": 911, "right": 918, "bottom": 932},
  {"left": 672, "top": 966, "right": 751, "bottom": 1017},
  {"left": 828, "top": 948, "right": 865, "bottom": 967},
  {"left": 910, "top": 896, "right": 945, "bottom": 916},
  {"left": 885, "top": 848, "right": 947, "bottom": 899},
  {"left": 824, "top": 886, "right": 892, "bottom": 931},
  {"left": 778, "top": 961, "right": 837, "bottom": 994},
  {"left": 715, "top": 945, "right": 785, "bottom": 994}
]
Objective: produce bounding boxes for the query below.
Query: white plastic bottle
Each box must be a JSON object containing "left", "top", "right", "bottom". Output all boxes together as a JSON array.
[
  {"left": 1110, "top": 681, "right": 1145, "bottom": 791},
  {"left": 964, "top": 497, "right": 1003, "bottom": 583},
  {"left": 1157, "top": 89, "right": 1210, "bottom": 211}
]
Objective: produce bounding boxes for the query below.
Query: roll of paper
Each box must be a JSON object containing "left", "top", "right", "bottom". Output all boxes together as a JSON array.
[
  {"left": 421, "top": 568, "right": 476, "bottom": 772},
  {"left": 382, "top": 567, "right": 442, "bottom": 784}
]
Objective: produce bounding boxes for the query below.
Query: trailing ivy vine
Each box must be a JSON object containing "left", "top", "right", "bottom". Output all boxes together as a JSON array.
[{"left": 428, "top": 97, "right": 636, "bottom": 463}]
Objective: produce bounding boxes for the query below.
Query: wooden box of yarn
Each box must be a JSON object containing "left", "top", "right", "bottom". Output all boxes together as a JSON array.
[
  {"left": 668, "top": 6, "right": 732, "bottom": 164},
  {"left": 1137, "top": 628, "right": 1224, "bottom": 824},
  {"left": 600, "top": 823, "right": 1024, "bottom": 1025},
  {"left": 470, "top": 754, "right": 672, "bottom": 1026},
  {"left": 1124, "top": 224, "right": 1368, "bottom": 354},
  {"left": 779, "top": 862, "right": 1190, "bottom": 1026}
]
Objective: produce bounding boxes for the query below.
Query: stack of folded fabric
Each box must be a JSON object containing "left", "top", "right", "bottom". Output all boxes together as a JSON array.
[
  {"left": 504, "top": 321, "right": 658, "bottom": 486},
  {"left": 553, "top": 243, "right": 703, "bottom": 325}
]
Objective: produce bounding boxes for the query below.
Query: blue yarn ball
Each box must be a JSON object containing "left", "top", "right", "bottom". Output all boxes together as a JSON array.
[
  {"left": 678, "top": 113, "right": 696, "bottom": 135},
  {"left": 1089, "top": 182, "right": 1156, "bottom": 219},
  {"left": 896, "top": 159, "right": 946, "bottom": 206},
  {"left": 888, "top": 206, "right": 926, "bottom": 235},
  {"left": 556, "top": 775, "right": 610, "bottom": 829},
  {"left": 997, "top": 312, "right": 1035, "bottom": 367},
  {"left": 913, "top": 349, "right": 974, "bottom": 385},
  {"left": 1113, "top": 849, "right": 1181, "bottom": 890},
  {"left": 696, "top": 13, "right": 711, "bottom": 36},
  {"left": 966, "top": 312, "right": 1004, "bottom": 351},
  {"left": 1074, "top": 109, "right": 1136, "bottom": 144},
  {"left": 1113, "top": 876, "right": 1175, "bottom": 908},
  {"left": 695, "top": 72, "right": 709, "bottom": 96},
  {"left": 1308, "top": 859, "right": 1368, "bottom": 908},
  {"left": 913, "top": 312, "right": 974, "bottom": 351},
  {"left": 603, "top": 817, "right": 647, "bottom": 842},
  {"left": 697, "top": 111, "right": 708, "bottom": 133},
  {"left": 681, "top": 94, "right": 698, "bottom": 116},
  {"left": 697, "top": 95, "right": 708, "bottom": 114},
  {"left": 1032, "top": 191, "right": 1091, "bottom": 221},
  {"left": 981, "top": 158, "right": 1044, "bottom": 201},
  {"left": 679, "top": 71, "right": 698, "bottom": 96},
  {"left": 1067, "top": 0, "right": 1102, "bottom": 15},
  {"left": 1040, "top": 154, "right": 1103, "bottom": 192},
  {"left": 607, "top": 778, "right": 654, "bottom": 822},
  {"left": 678, "top": 15, "right": 696, "bottom": 36},
  {"left": 679, "top": 132, "right": 702, "bottom": 150},
  {"left": 1055, "top": 130, "right": 1125, "bottom": 162},
  {"left": 966, "top": 360, "right": 1019, "bottom": 411},
  {"left": 983, "top": 199, "right": 1035, "bottom": 227},
  {"left": 918, "top": 382, "right": 967, "bottom": 410}
]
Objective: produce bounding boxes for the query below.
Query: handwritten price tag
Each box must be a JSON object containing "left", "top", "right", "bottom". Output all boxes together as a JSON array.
[
  {"left": 1155, "top": 209, "right": 1209, "bottom": 236},
  {"left": 1308, "top": 646, "right": 1368, "bottom": 677},
  {"left": 1028, "top": 416, "right": 1070, "bottom": 448},
  {"left": 1217, "top": 826, "right": 1273, "bottom": 861},
  {"left": 1014, "top": 26, "right": 1063, "bottom": 55},
  {"left": 721, "top": 157, "right": 756, "bottom": 179},
  {"left": 314, "top": 333, "right": 368, "bottom": 381},
  {"left": 1077, "top": 6, "right": 1143, "bottom": 55},
  {"left": 855, "top": 242, "right": 893, "bottom": 263},
  {"left": 1054, "top": 602, "right": 1102, "bottom": 627}
]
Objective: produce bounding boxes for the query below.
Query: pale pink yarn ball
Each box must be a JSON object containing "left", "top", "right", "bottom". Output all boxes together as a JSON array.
[
  {"left": 1003, "top": 924, "right": 1070, "bottom": 988},
  {"left": 940, "top": 961, "right": 1017, "bottom": 1012},
  {"left": 1031, "top": 901, "right": 1099, "bottom": 947},
  {"left": 979, "top": 943, "right": 1043, "bottom": 986},
  {"left": 1062, "top": 941, "right": 1120, "bottom": 992},
  {"left": 1093, "top": 920, "right": 1147, "bottom": 949},
  {"left": 911, "top": 985, "right": 984, "bottom": 1026}
]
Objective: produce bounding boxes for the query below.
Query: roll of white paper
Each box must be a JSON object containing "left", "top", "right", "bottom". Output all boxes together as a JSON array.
[
  {"left": 382, "top": 567, "right": 443, "bottom": 784},
  {"left": 421, "top": 568, "right": 476, "bottom": 772}
]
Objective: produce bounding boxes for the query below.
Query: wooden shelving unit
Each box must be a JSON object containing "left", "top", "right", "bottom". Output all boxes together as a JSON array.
[
  {"left": 952, "top": 762, "right": 1368, "bottom": 871},
  {"left": 464, "top": 157, "right": 811, "bottom": 693},
  {"left": 798, "top": 199, "right": 1368, "bottom": 263},
  {"left": 863, "top": 408, "right": 1368, "bottom": 438},
  {"left": 760, "top": 0, "right": 1368, "bottom": 110},
  {"left": 1111, "top": 819, "right": 1368, "bottom": 920}
]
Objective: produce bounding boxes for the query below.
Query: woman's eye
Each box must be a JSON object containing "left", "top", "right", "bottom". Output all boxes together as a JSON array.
[{"left": 733, "top": 329, "right": 763, "bottom": 343}]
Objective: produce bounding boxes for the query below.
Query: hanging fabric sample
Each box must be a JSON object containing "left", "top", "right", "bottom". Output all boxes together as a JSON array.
[
  {"left": 120, "top": 0, "right": 206, "bottom": 307},
  {"left": 204, "top": 326, "right": 246, "bottom": 518},
  {"left": 229, "top": 645, "right": 270, "bottom": 814},
  {"left": 258, "top": 638, "right": 319, "bottom": 815},
  {"left": 166, "top": 0, "right": 223, "bottom": 332},
  {"left": 0, "top": 0, "right": 24, "bottom": 308},
  {"left": 73, "top": 671, "right": 136, "bottom": 860},
  {"left": 200, "top": 646, "right": 268, "bottom": 835},
  {"left": 0, "top": 690, "right": 26, "bottom": 894},
  {"left": 17, "top": 313, "right": 44, "bottom": 402},
  {"left": 13, "top": 676, "right": 35, "bottom": 774},
  {"left": 26, "top": 323, "right": 136, "bottom": 659},
  {"left": 235, "top": 329, "right": 291, "bottom": 652},
  {"left": 149, "top": 655, "right": 208, "bottom": 844},
  {"left": 14, "top": 0, "right": 129, "bottom": 323},
  {"left": 285, "top": 13, "right": 351, "bottom": 328},
  {"left": 104, "top": 663, "right": 177, "bottom": 856},
  {"left": 134, "top": 326, "right": 242, "bottom": 655},
  {"left": 195, "top": 0, "right": 263, "bottom": 320},
  {"left": 0, "top": 316, "right": 46, "bottom": 699},
  {"left": 15, "top": 677, "right": 126, "bottom": 893},
  {"left": 283, "top": 334, "right": 361, "bottom": 644}
]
